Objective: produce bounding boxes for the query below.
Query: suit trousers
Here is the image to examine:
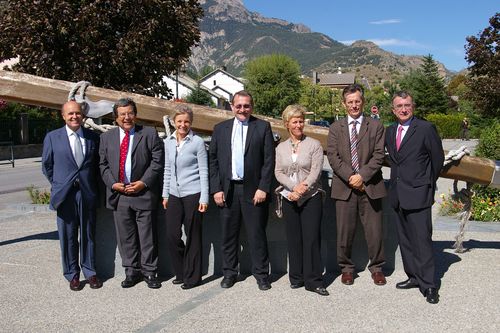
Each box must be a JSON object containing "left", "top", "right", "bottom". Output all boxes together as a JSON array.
[
  {"left": 335, "top": 191, "right": 385, "bottom": 273},
  {"left": 220, "top": 182, "right": 270, "bottom": 280},
  {"left": 56, "top": 187, "right": 96, "bottom": 281},
  {"left": 165, "top": 193, "right": 203, "bottom": 285},
  {"left": 113, "top": 195, "right": 158, "bottom": 277},
  {"left": 393, "top": 206, "right": 436, "bottom": 293},
  {"left": 283, "top": 194, "right": 323, "bottom": 289}
]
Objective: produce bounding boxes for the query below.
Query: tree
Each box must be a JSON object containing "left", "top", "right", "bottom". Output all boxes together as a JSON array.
[
  {"left": 244, "top": 54, "right": 301, "bottom": 117},
  {"left": 398, "top": 55, "right": 449, "bottom": 117},
  {"left": 0, "top": 0, "right": 203, "bottom": 97},
  {"left": 299, "top": 79, "right": 339, "bottom": 121},
  {"left": 465, "top": 13, "right": 500, "bottom": 117},
  {"left": 185, "top": 85, "right": 215, "bottom": 108}
]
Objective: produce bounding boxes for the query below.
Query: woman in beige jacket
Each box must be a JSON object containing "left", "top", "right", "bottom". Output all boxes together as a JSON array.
[{"left": 275, "top": 105, "right": 328, "bottom": 296}]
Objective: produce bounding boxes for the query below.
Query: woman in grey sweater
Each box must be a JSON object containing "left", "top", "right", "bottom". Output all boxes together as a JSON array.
[
  {"left": 162, "top": 106, "right": 208, "bottom": 289},
  {"left": 275, "top": 105, "right": 329, "bottom": 296}
]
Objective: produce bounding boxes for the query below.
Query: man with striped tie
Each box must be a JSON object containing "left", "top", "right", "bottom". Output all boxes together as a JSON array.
[{"left": 327, "top": 84, "right": 387, "bottom": 286}]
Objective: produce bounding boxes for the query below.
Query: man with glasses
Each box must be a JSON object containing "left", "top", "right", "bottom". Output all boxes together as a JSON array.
[
  {"left": 209, "top": 90, "right": 275, "bottom": 290},
  {"left": 385, "top": 91, "right": 444, "bottom": 304},
  {"left": 99, "top": 98, "right": 164, "bottom": 289},
  {"left": 327, "top": 84, "right": 387, "bottom": 287}
]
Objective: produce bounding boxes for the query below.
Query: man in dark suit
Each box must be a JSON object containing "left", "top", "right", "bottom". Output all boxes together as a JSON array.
[
  {"left": 42, "top": 100, "right": 102, "bottom": 290},
  {"left": 209, "top": 90, "right": 275, "bottom": 291},
  {"left": 385, "top": 91, "right": 444, "bottom": 304},
  {"left": 99, "top": 98, "right": 164, "bottom": 289},
  {"left": 327, "top": 84, "right": 387, "bottom": 286}
]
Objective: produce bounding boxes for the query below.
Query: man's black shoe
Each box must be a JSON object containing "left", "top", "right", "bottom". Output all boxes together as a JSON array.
[
  {"left": 121, "top": 275, "right": 142, "bottom": 288},
  {"left": 424, "top": 288, "right": 439, "bottom": 304},
  {"left": 257, "top": 279, "right": 271, "bottom": 291},
  {"left": 396, "top": 278, "right": 419, "bottom": 289},
  {"left": 290, "top": 282, "right": 304, "bottom": 289},
  {"left": 220, "top": 276, "right": 236, "bottom": 289},
  {"left": 143, "top": 275, "right": 162, "bottom": 289}
]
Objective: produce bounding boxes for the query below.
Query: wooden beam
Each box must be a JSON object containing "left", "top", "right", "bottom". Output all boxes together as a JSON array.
[{"left": 0, "top": 70, "right": 497, "bottom": 187}]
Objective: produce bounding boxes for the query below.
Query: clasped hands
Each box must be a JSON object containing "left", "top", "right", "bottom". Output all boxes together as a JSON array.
[
  {"left": 287, "top": 182, "right": 308, "bottom": 202},
  {"left": 213, "top": 189, "right": 268, "bottom": 207},
  {"left": 349, "top": 174, "right": 365, "bottom": 191},
  {"left": 112, "top": 181, "right": 146, "bottom": 195}
]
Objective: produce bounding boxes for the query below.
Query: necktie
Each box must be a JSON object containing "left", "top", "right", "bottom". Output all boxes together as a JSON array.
[
  {"left": 351, "top": 120, "right": 359, "bottom": 173},
  {"left": 396, "top": 125, "right": 404, "bottom": 151},
  {"left": 350, "top": 121, "right": 359, "bottom": 173},
  {"left": 233, "top": 121, "right": 244, "bottom": 179},
  {"left": 119, "top": 131, "right": 130, "bottom": 183},
  {"left": 73, "top": 132, "right": 84, "bottom": 167}
]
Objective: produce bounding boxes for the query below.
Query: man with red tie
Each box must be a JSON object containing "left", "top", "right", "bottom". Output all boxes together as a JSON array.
[
  {"left": 99, "top": 98, "right": 164, "bottom": 289},
  {"left": 385, "top": 91, "right": 444, "bottom": 304}
]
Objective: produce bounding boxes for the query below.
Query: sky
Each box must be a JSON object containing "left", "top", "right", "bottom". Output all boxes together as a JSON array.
[{"left": 243, "top": 0, "right": 498, "bottom": 72}]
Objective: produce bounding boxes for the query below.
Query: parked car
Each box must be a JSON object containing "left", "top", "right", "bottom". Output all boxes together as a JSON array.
[{"left": 310, "top": 120, "right": 330, "bottom": 127}]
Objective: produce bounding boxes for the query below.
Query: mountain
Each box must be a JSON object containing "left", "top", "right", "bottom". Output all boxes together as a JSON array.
[{"left": 189, "top": 0, "right": 451, "bottom": 84}]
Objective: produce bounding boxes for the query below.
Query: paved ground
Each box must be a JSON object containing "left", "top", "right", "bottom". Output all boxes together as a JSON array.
[{"left": 0, "top": 140, "right": 499, "bottom": 332}]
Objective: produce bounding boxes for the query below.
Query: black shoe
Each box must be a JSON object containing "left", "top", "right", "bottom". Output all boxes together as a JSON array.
[
  {"left": 121, "top": 275, "right": 142, "bottom": 288},
  {"left": 424, "top": 288, "right": 439, "bottom": 304},
  {"left": 290, "top": 282, "right": 304, "bottom": 289},
  {"left": 257, "top": 279, "right": 271, "bottom": 291},
  {"left": 306, "top": 286, "right": 329, "bottom": 296},
  {"left": 143, "top": 275, "right": 162, "bottom": 289},
  {"left": 220, "top": 276, "right": 236, "bottom": 289},
  {"left": 396, "top": 278, "right": 419, "bottom": 289},
  {"left": 172, "top": 278, "right": 183, "bottom": 285},
  {"left": 181, "top": 282, "right": 199, "bottom": 290}
]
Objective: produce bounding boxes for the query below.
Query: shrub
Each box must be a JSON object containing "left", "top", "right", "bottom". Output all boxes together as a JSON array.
[
  {"left": 426, "top": 113, "right": 464, "bottom": 138},
  {"left": 27, "top": 185, "right": 51, "bottom": 205},
  {"left": 475, "top": 120, "right": 500, "bottom": 160},
  {"left": 470, "top": 122, "right": 500, "bottom": 221}
]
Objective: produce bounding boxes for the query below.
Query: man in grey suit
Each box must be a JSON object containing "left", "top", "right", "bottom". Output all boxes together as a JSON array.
[
  {"left": 327, "top": 84, "right": 387, "bottom": 286},
  {"left": 209, "top": 90, "right": 275, "bottom": 291},
  {"left": 385, "top": 91, "right": 444, "bottom": 304},
  {"left": 42, "top": 100, "right": 102, "bottom": 290},
  {"left": 99, "top": 98, "right": 164, "bottom": 289}
]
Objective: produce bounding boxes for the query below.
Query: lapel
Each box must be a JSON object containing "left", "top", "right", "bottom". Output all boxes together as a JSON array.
[
  {"left": 357, "top": 118, "right": 368, "bottom": 143},
  {"left": 398, "top": 118, "right": 417, "bottom": 153},
  {"left": 131, "top": 125, "right": 143, "bottom": 155},
  {"left": 59, "top": 126, "right": 81, "bottom": 168},
  {"left": 244, "top": 116, "right": 256, "bottom": 155},
  {"left": 339, "top": 118, "right": 350, "bottom": 153}
]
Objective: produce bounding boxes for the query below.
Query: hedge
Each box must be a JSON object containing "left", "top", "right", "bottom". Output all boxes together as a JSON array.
[{"left": 425, "top": 113, "right": 465, "bottom": 139}]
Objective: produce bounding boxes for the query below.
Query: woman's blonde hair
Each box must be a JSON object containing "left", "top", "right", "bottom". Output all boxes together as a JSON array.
[
  {"left": 282, "top": 104, "right": 306, "bottom": 126},
  {"left": 174, "top": 105, "right": 194, "bottom": 122}
]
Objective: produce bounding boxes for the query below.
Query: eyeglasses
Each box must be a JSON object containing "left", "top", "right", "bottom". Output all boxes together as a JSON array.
[
  {"left": 394, "top": 104, "right": 413, "bottom": 110},
  {"left": 233, "top": 104, "right": 252, "bottom": 110},
  {"left": 117, "top": 112, "right": 136, "bottom": 118}
]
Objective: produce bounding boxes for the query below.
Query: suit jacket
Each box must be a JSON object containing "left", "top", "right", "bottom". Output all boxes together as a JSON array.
[
  {"left": 209, "top": 116, "right": 275, "bottom": 203},
  {"left": 385, "top": 117, "right": 444, "bottom": 210},
  {"left": 42, "top": 126, "right": 100, "bottom": 210},
  {"left": 327, "top": 117, "right": 386, "bottom": 201},
  {"left": 99, "top": 125, "right": 164, "bottom": 210}
]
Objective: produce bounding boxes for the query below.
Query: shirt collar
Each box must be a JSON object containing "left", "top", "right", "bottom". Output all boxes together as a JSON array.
[
  {"left": 65, "top": 125, "right": 83, "bottom": 137},
  {"left": 398, "top": 116, "right": 413, "bottom": 128},
  {"left": 347, "top": 115, "right": 363, "bottom": 125},
  {"left": 233, "top": 117, "right": 249, "bottom": 126},
  {"left": 119, "top": 126, "right": 135, "bottom": 135},
  {"left": 169, "top": 129, "right": 194, "bottom": 141}
]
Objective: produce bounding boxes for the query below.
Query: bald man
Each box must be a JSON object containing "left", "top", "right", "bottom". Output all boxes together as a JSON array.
[{"left": 42, "top": 101, "right": 102, "bottom": 291}]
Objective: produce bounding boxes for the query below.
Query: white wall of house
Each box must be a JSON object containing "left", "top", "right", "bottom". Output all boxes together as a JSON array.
[
  {"left": 162, "top": 75, "right": 219, "bottom": 106},
  {"left": 199, "top": 71, "right": 244, "bottom": 97},
  {"left": 162, "top": 76, "right": 192, "bottom": 100}
]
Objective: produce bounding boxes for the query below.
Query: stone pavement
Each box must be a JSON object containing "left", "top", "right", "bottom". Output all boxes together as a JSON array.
[{"left": 0, "top": 140, "right": 499, "bottom": 332}]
